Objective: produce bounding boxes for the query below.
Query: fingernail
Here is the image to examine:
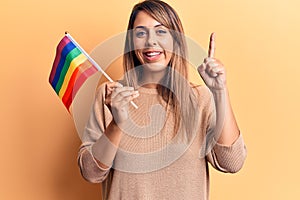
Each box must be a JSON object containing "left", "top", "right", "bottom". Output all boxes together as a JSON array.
[
  {"left": 211, "top": 63, "right": 218, "bottom": 67},
  {"left": 212, "top": 68, "right": 219, "bottom": 73}
]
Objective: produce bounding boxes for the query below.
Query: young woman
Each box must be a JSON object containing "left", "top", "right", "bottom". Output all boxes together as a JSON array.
[{"left": 78, "top": 0, "right": 246, "bottom": 199}]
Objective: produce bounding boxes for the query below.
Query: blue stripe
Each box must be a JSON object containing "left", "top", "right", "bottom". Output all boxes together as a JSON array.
[{"left": 51, "top": 42, "right": 76, "bottom": 89}]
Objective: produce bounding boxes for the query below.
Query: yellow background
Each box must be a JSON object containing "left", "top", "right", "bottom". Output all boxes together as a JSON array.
[{"left": 1, "top": 0, "right": 299, "bottom": 199}]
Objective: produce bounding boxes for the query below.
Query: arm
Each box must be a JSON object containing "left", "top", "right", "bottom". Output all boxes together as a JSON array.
[
  {"left": 78, "top": 120, "right": 122, "bottom": 183},
  {"left": 77, "top": 83, "right": 114, "bottom": 183},
  {"left": 212, "top": 88, "right": 239, "bottom": 146},
  {"left": 201, "top": 86, "right": 247, "bottom": 173},
  {"left": 198, "top": 33, "right": 247, "bottom": 173},
  {"left": 78, "top": 82, "right": 139, "bottom": 182},
  {"left": 91, "top": 120, "right": 122, "bottom": 170}
]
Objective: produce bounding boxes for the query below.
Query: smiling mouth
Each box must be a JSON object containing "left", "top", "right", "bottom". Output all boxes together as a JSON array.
[{"left": 143, "top": 51, "right": 163, "bottom": 61}]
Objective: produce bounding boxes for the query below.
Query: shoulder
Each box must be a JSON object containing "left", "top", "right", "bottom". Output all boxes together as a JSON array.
[
  {"left": 94, "top": 81, "right": 109, "bottom": 101},
  {"left": 94, "top": 82, "right": 108, "bottom": 109},
  {"left": 93, "top": 82, "right": 113, "bottom": 124},
  {"left": 96, "top": 81, "right": 108, "bottom": 93}
]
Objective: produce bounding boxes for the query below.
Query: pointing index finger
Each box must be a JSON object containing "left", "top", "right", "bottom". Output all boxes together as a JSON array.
[{"left": 208, "top": 32, "right": 216, "bottom": 58}]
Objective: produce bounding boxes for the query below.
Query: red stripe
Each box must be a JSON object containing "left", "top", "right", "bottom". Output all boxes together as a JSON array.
[
  {"left": 64, "top": 94, "right": 73, "bottom": 112},
  {"left": 62, "top": 65, "right": 98, "bottom": 110},
  {"left": 49, "top": 36, "right": 71, "bottom": 83}
]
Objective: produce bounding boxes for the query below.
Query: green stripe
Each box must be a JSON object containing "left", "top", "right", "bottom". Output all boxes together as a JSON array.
[{"left": 55, "top": 48, "right": 82, "bottom": 93}]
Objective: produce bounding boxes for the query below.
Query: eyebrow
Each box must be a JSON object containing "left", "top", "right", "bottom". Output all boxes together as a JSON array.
[{"left": 134, "top": 24, "right": 164, "bottom": 29}]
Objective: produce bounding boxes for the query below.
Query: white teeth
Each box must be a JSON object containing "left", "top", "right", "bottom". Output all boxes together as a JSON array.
[{"left": 145, "top": 52, "right": 160, "bottom": 57}]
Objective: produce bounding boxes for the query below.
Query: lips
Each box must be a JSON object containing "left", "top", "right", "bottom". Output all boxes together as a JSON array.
[{"left": 143, "top": 50, "right": 163, "bottom": 62}]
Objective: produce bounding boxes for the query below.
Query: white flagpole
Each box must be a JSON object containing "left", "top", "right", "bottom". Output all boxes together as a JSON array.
[{"left": 65, "top": 32, "right": 138, "bottom": 109}]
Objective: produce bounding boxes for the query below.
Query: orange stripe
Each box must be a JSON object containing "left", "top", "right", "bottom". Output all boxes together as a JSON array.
[
  {"left": 65, "top": 67, "right": 98, "bottom": 110},
  {"left": 62, "top": 61, "right": 97, "bottom": 110},
  {"left": 62, "top": 67, "right": 80, "bottom": 108},
  {"left": 58, "top": 54, "right": 87, "bottom": 98}
]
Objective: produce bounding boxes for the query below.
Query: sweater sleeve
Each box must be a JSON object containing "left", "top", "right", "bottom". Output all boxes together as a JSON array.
[
  {"left": 77, "top": 82, "right": 116, "bottom": 183},
  {"left": 206, "top": 134, "right": 247, "bottom": 173},
  {"left": 203, "top": 87, "right": 247, "bottom": 173}
]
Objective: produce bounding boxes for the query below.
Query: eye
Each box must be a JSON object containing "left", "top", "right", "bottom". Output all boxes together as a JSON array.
[
  {"left": 135, "top": 30, "right": 147, "bottom": 38},
  {"left": 156, "top": 29, "right": 167, "bottom": 35}
]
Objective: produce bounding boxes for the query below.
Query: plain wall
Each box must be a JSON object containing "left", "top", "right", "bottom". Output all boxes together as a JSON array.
[{"left": 1, "top": 0, "right": 300, "bottom": 199}]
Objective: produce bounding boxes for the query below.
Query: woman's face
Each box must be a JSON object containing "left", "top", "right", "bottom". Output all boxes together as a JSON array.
[{"left": 133, "top": 11, "right": 173, "bottom": 73}]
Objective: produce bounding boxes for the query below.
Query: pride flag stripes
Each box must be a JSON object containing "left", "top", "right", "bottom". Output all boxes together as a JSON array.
[{"left": 49, "top": 34, "right": 98, "bottom": 111}]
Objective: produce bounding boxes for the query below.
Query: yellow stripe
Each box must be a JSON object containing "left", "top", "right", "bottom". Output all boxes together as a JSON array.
[{"left": 58, "top": 54, "right": 87, "bottom": 98}]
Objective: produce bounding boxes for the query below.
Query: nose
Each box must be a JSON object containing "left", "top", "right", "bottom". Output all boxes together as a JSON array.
[{"left": 146, "top": 29, "right": 158, "bottom": 47}]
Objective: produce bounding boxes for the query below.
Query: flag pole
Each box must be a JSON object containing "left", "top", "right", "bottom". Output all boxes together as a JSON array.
[
  {"left": 65, "top": 31, "right": 113, "bottom": 82},
  {"left": 65, "top": 32, "right": 138, "bottom": 109}
]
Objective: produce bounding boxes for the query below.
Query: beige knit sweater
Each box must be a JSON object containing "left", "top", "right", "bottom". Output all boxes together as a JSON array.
[{"left": 78, "top": 83, "right": 247, "bottom": 200}]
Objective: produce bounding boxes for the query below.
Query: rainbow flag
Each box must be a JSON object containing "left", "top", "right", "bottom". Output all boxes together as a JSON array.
[{"left": 49, "top": 35, "right": 98, "bottom": 111}]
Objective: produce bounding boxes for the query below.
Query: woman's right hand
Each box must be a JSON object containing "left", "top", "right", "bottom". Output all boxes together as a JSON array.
[{"left": 105, "top": 82, "right": 139, "bottom": 124}]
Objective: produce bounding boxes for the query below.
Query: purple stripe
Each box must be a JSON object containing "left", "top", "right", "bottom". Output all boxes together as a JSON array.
[{"left": 49, "top": 36, "right": 71, "bottom": 83}]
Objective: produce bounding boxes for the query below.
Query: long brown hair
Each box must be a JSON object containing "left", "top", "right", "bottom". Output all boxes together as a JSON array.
[{"left": 123, "top": 0, "right": 199, "bottom": 143}]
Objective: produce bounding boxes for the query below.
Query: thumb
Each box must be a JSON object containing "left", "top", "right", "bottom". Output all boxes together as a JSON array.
[{"left": 197, "top": 63, "right": 209, "bottom": 81}]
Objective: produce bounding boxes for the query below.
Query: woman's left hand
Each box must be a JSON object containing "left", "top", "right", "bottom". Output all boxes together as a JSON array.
[{"left": 197, "top": 32, "right": 227, "bottom": 91}]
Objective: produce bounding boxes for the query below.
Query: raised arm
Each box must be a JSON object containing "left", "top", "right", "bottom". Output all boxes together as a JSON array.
[{"left": 198, "top": 33, "right": 247, "bottom": 172}]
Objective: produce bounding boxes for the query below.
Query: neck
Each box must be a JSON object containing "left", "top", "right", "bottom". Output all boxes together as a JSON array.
[
  {"left": 142, "top": 83, "right": 158, "bottom": 89},
  {"left": 139, "top": 68, "right": 166, "bottom": 88}
]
